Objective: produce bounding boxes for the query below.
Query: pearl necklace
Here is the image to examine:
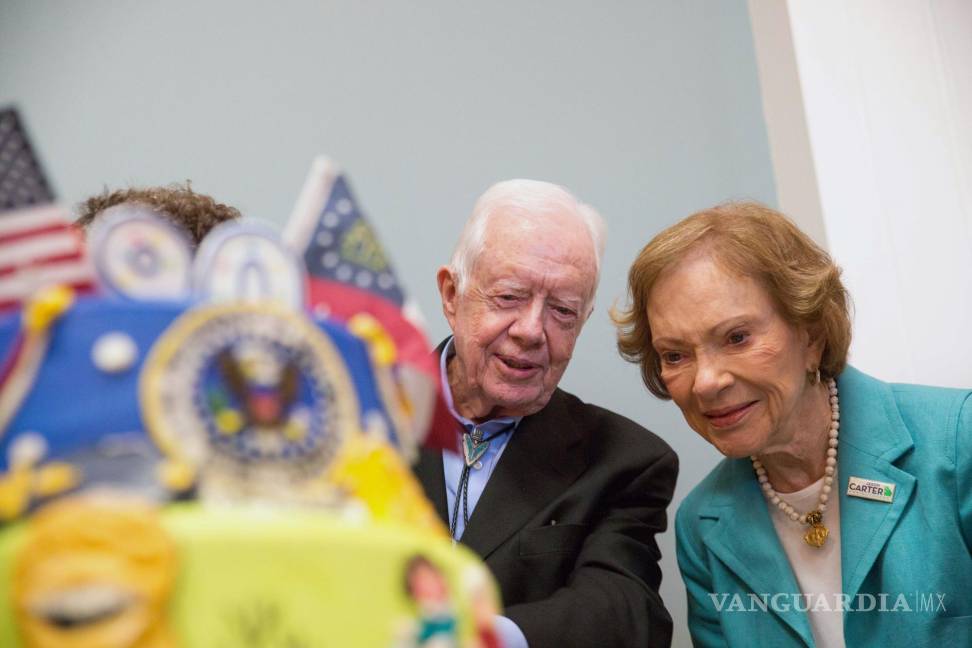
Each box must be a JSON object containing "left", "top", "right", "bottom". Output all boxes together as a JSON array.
[{"left": 751, "top": 377, "right": 839, "bottom": 548}]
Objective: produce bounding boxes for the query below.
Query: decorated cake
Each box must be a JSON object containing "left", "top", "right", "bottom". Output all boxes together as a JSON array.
[{"left": 0, "top": 162, "right": 500, "bottom": 648}]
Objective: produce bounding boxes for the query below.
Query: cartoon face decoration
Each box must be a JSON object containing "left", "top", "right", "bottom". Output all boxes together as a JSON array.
[
  {"left": 192, "top": 222, "right": 306, "bottom": 311},
  {"left": 139, "top": 303, "right": 359, "bottom": 503},
  {"left": 88, "top": 206, "right": 193, "bottom": 301},
  {"left": 13, "top": 495, "right": 177, "bottom": 648}
]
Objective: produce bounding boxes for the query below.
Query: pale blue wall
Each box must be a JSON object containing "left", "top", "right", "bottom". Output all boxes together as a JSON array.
[{"left": 0, "top": 1, "right": 776, "bottom": 643}]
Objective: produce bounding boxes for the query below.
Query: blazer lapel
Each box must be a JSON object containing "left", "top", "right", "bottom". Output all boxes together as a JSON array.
[
  {"left": 836, "top": 367, "right": 916, "bottom": 600},
  {"left": 698, "top": 460, "right": 815, "bottom": 647},
  {"left": 459, "top": 390, "right": 589, "bottom": 559},
  {"left": 691, "top": 367, "right": 917, "bottom": 647}
]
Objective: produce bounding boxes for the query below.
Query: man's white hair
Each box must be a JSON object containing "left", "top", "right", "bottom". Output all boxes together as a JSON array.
[{"left": 448, "top": 179, "right": 606, "bottom": 301}]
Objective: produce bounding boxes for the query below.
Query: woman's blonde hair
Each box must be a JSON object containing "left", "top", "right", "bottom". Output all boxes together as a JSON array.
[{"left": 613, "top": 201, "right": 851, "bottom": 399}]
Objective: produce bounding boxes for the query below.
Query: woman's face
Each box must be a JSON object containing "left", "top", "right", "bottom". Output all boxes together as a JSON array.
[{"left": 646, "top": 249, "right": 823, "bottom": 458}]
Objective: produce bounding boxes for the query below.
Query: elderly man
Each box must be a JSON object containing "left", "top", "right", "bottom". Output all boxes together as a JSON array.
[{"left": 415, "top": 179, "right": 678, "bottom": 648}]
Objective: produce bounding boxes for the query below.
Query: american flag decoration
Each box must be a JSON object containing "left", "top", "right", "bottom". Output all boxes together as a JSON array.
[
  {"left": 0, "top": 205, "right": 95, "bottom": 313},
  {"left": 0, "top": 107, "right": 56, "bottom": 212},
  {"left": 284, "top": 157, "right": 457, "bottom": 451},
  {"left": 0, "top": 108, "right": 93, "bottom": 313}
]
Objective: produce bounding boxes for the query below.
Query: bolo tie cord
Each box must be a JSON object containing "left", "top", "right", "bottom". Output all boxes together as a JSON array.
[{"left": 449, "top": 427, "right": 509, "bottom": 541}]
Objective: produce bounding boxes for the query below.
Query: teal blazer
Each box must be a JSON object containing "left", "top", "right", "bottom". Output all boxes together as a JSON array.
[{"left": 676, "top": 366, "right": 972, "bottom": 647}]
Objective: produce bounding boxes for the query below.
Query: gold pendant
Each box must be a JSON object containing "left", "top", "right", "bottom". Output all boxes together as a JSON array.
[
  {"left": 804, "top": 523, "right": 829, "bottom": 547},
  {"left": 802, "top": 510, "right": 828, "bottom": 547}
]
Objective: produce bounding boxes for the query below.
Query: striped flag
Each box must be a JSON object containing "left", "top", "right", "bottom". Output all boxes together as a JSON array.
[
  {"left": 284, "top": 157, "right": 457, "bottom": 451},
  {"left": 0, "top": 205, "right": 94, "bottom": 313},
  {"left": 0, "top": 107, "right": 91, "bottom": 313}
]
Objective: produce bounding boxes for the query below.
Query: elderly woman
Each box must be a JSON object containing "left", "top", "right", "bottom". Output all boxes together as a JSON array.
[{"left": 614, "top": 202, "right": 971, "bottom": 647}]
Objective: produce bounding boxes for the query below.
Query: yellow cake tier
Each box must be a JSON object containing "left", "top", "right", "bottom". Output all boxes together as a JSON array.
[{"left": 0, "top": 501, "right": 499, "bottom": 648}]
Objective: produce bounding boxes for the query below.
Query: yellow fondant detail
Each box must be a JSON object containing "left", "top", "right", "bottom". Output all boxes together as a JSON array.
[
  {"left": 158, "top": 460, "right": 195, "bottom": 493},
  {"left": 31, "top": 463, "right": 80, "bottom": 498},
  {"left": 23, "top": 285, "right": 74, "bottom": 333},
  {"left": 284, "top": 419, "right": 307, "bottom": 441},
  {"left": 215, "top": 409, "right": 244, "bottom": 435},
  {"left": 329, "top": 436, "right": 446, "bottom": 537},
  {"left": 348, "top": 314, "right": 397, "bottom": 366},
  {"left": 0, "top": 468, "right": 31, "bottom": 521}
]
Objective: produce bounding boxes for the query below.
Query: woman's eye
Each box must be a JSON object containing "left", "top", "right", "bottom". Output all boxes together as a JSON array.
[
  {"left": 661, "top": 352, "right": 683, "bottom": 365},
  {"left": 728, "top": 331, "right": 749, "bottom": 345}
]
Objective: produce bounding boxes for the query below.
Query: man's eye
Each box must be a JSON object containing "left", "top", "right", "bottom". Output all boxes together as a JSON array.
[
  {"left": 552, "top": 306, "right": 576, "bottom": 317},
  {"left": 498, "top": 294, "right": 518, "bottom": 303}
]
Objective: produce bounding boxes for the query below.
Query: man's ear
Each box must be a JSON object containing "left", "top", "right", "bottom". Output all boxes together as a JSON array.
[{"left": 436, "top": 266, "right": 459, "bottom": 330}]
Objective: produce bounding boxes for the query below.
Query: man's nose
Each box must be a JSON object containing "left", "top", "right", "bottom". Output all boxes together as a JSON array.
[
  {"left": 691, "top": 352, "right": 732, "bottom": 401},
  {"left": 508, "top": 300, "right": 545, "bottom": 346}
]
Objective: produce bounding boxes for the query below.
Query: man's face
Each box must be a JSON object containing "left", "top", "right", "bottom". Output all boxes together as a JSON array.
[{"left": 439, "top": 211, "right": 597, "bottom": 420}]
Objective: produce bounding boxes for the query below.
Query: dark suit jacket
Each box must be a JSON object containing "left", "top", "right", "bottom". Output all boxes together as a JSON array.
[{"left": 415, "top": 384, "right": 678, "bottom": 648}]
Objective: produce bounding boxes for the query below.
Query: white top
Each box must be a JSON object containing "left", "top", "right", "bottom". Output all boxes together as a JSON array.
[{"left": 767, "top": 473, "right": 845, "bottom": 648}]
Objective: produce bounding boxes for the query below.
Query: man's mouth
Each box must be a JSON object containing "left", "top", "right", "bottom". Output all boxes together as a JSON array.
[
  {"left": 496, "top": 355, "right": 542, "bottom": 375},
  {"left": 703, "top": 401, "right": 758, "bottom": 428}
]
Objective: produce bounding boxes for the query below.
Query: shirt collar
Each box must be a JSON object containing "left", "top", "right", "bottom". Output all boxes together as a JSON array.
[{"left": 439, "top": 337, "right": 521, "bottom": 434}]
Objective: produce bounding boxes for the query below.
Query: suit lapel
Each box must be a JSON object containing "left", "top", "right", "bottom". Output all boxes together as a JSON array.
[
  {"left": 415, "top": 447, "right": 449, "bottom": 524},
  {"left": 698, "top": 460, "right": 815, "bottom": 647},
  {"left": 460, "top": 390, "right": 589, "bottom": 559},
  {"left": 836, "top": 367, "right": 916, "bottom": 600},
  {"left": 413, "top": 339, "right": 454, "bottom": 526}
]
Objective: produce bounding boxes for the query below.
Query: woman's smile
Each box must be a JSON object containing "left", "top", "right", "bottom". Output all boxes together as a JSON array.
[{"left": 703, "top": 400, "right": 758, "bottom": 429}]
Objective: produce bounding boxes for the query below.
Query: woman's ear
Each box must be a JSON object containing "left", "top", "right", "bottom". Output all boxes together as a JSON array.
[{"left": 805, "top": 323, "right": 827, "bottom": 369}]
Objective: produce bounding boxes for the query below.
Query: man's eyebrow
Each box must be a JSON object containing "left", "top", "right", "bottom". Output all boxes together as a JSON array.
[
  {"left": 548, "top": 295, "right": 584, "bottom": 307},
  {"left": 489, "top": 282, "right": 527, "bottom": 293}
]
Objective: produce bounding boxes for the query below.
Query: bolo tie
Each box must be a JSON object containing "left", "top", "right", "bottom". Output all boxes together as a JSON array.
[{"left": 450, "top": 425, "right": 510, "bottom": 541}]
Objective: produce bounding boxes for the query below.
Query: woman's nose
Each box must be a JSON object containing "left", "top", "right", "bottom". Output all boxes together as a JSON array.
[{"left": 691, "top": 353, "right": 732, "bottom": 400}]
